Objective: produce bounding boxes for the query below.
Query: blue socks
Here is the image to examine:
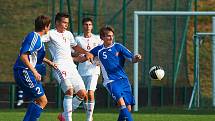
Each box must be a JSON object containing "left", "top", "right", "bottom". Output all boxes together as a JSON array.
[
  {"left": 23, "top": 102, "right": 43, "bottom": 121},
  {"left": 118, "top": 105, "right": 133, "bottom": 121}
]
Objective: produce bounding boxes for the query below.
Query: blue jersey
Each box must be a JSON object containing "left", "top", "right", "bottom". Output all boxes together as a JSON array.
[
  {"left": 90, "top": 43, "right": 133, "bottom": 85},
  {"left": 13, "top": 31, "right": 46, "bottom": 100},
  {"left": 14, "top": 32, "right": 45, "bottom": 69}
]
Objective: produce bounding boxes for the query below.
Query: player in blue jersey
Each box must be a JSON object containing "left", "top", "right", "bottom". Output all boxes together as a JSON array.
[
  {"left": 13, "top": 15, "right": 56, "bottom": 121},
  {"left": 16, "top": 51, "right": 47, "bottom": 107},
  {"left": 89, "top": 25, "right": 142, "bottom": 121}
]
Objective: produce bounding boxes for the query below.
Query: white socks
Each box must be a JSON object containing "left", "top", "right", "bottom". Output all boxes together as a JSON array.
[
  {"left": 84, "top": 102, "right": 95, "bottom": 121},
  {"left": 72, "top": 96, "right": 95, "bottom": 121},
  {"left": 72, "top": 96, "right": 83, "bottom": 111},
  {"left": 63, "top": 95, "right": 73, "bottom": 121}
]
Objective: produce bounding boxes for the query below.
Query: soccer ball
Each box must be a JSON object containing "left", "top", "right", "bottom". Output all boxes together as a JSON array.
[{"left": 149, "top": 66, "right": 165, "bottom": 80}]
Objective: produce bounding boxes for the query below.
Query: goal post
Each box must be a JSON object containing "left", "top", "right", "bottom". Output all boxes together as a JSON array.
[
  {"left": 188, "top": 31, "right": 215, "bottom": 109},
  {"left": 133, "top": 11, "right": 215, "bottom": 111}
]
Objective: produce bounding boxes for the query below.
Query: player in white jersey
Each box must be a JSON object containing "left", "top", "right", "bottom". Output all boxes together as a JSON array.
[
  {"left": 73, "top": 17, "right": 102, "bottom": 121},
  {"left": 42, "top": 13, "right": 93, "bottom": 121}
]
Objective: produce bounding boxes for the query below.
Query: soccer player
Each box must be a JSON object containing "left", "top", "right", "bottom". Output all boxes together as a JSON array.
[
  {"left": 42, "top": 13, "right": 93, "bottom": 121},
  {"left": 88, "top": 25, "right": 142, "bottom": 121},
  {"left": 74, "top": 17, "right": 102, "bottom": 121},
  {"left": 13, "top": 15, "right": 56, "bottom": 121},
  {"left": 16, "top": 52, "right": 47, "bottom": 107}
]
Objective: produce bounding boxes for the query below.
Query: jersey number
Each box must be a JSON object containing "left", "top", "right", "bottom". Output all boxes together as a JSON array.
[
  {"left": 102, "top": 52, "right": 107, "bottom": 59},
  {"left": 36, "top": 87, "right": 42, "bottom": 95}
]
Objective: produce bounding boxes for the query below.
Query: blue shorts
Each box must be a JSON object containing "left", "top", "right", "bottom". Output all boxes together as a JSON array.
[
  {"left": 105, "top": 78, "right": 135, "bottom": 106},
  {"left": 13, "top": 68, "right": 45, "bottom": 100}
]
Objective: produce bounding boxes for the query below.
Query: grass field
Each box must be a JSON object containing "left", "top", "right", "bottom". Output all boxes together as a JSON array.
[{"left": 1, "top": 107, "right": 215, "bottom": 121}]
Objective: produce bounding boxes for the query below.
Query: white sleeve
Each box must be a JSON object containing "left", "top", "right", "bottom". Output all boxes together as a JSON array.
[{"left": 69, "top": 32, "right": 77, "bottom": 47}]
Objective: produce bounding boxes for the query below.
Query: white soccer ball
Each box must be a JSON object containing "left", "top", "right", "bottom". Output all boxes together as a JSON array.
[{"left": 149, "top": 66, "right": 165, "bottom": 80}]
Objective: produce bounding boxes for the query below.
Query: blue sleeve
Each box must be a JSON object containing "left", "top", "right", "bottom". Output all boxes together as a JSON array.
[
  {"left": 90, "top": 46, "right": 99, "bottom": 57},
  {"left": 116, "top": 43, "right": 133, "bottom": 61},
  {"left": 20, "top": 32, "right": 40, "bottom": 55}
]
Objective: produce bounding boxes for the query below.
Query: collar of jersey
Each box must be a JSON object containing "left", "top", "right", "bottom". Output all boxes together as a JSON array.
[{"left": 102, "top": 42, "right": 115, "bottom": 49}]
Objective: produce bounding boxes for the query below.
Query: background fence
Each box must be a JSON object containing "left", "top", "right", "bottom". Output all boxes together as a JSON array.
[{"left": 0, "top": 0, "right": 214, "bottom": 109}]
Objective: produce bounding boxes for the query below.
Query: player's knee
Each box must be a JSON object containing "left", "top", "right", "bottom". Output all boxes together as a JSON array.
[
  {"left": 76, "top": 89, "right": 87, "bottom": 99},
  {"left": 88, "top": 91, "right": 94, "bottom": 100},
  {"left": 43, "top": 98, "right": 48, "bottom": 106},
  {"left": 127, "top": 105, "right": 132, "bottom": 112},
  {"left": 65, "top": 88, "right": 73, "bottom": 96},
  {"left": 117, "top": 98, "right": 126, "bottom": 106},
  {"left": 36, "top": 95, "right": 48, "bottom": 108},
  {"left": 41, "top": 96, "right": 48, "bottom": 106}
]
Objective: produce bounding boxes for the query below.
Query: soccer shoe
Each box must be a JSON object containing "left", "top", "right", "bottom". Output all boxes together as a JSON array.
[
  {"left": 57, "top": 113, "right": 65, "bottom": 121},
  {"left": 17, "top": 100, "right": 24, "bottom": 106}
]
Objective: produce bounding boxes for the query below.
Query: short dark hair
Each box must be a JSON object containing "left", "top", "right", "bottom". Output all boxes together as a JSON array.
[
  {"left": 82, "top": 17, "right": 93, "bottom": 25},
  {"left": 99, "top": 25, "right": 114, "bottom": 39},
  {"left": 35, "top": 15, "right": 51, "bottom": 32},
  {"left": 55, "top": 12, "right": 69, "bottom": 23}
]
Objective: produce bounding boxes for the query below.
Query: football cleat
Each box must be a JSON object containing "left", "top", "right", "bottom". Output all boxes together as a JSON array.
[
  {"left": 17, "top": 100, "right": 24, "bottom": 106},
  {"left": 58, "top": 113, "right": 65, "bottom": 121}
]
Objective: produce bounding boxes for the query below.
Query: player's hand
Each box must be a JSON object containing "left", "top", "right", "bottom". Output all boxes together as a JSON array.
[
  {"left": 51, "top": 62, "right": 58, "bottom": 69},
  {"left": 33, "top": 71, "right": 41, "bottom": 81},
  {"left": 85, "top": 52, "right": 94, "bottom": 60},
  {"left": 132, "top": 54, "right": 142, "bottom": 63},
  {"left": 76, "top": 55, "right": 87, "bottom": 63}
]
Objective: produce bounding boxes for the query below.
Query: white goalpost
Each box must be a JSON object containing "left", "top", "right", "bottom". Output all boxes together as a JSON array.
[{"left": 133, "top": 11, "right": 215, "bottom": 111}]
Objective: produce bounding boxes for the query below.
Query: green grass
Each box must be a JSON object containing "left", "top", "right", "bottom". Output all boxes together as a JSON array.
[{"left": 1, "top": 107, "right": 215, "bottom": 121}]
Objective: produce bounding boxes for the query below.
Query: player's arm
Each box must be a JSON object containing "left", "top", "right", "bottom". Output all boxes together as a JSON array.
[
  {"left": 118, "top": 44, "right": 142, "bottom": 63},
  {"left": 72, "top": 45, "right": 94, "bottom": 60},
  {"left": 20, "top": 52, "right": 41, "bottom": 81},
  {"left": 43, "top": 57, "right": 57, "bottom": 69},
  {"left": 74, "top": 46, "right": 99, "bottom": 63},
  {"left": 73, "top": 54, "right": 88, "bottom": 63}
]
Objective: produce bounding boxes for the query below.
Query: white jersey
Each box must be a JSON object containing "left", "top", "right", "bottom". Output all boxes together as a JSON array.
[
  {"left": 42, "top": 29, "right": 77, "bottom": 66},
  {"left": 42, "top": 29, "right": 86, "bottom": 93},
  {"left": 75, "top": 34, "right": 102, "bottom": 76},
  {"left": 42, "top": 29, "right": 78, "bottom": 79}
]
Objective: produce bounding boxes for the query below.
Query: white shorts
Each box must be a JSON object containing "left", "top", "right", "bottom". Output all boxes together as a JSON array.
[
  {"left": 81, "top": 75, "right": 99, "bottom": 91},
  {"left": 53, "top": 64, "right": 85, "bottom": 93}
]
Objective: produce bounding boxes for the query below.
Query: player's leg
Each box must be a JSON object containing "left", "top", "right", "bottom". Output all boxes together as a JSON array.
[
  {"left": 84, "top": 75, "right": 98, "bottom": 121},
  {"left": 72, "top": 76, "right": 88, "bottom": 111},
  {"left": 14, "top": 69, "right": 47, "bottom": 121},
  {"left": 57, "top": 79, "right": 74, "bottom": 121},
  {"left": 122, "top": 78, "right": 135, "bottom": 112},
  {"left": 105, "top": 80, "right": 133, "bottom": 121},
  {"left": 23, "top": 87, "right": 47, "bottom": 121},
  {"left": 85, "top": 90, "right": 95, "bottom": 121},
  {"left": 117, "top": 98, "right": 133, "bottom": 121},
  {"left": 118, "top": 78, "right": 135, "bottom": 121},
  {"left": 54, "top": 68, "right": 74, "bottom": 121},
  {"left": 23, "top": 94, "right": 48, "bottom": 121},
  {"left": 61, "top": 88, "right": 73, "bottom": 121},
  {"left": 71, "top": 73, "right": 87, "bottom": 112},
  {"left": 71, "top": 74, "right": 89, "bottom": 121},
  {"left": 126, "top": 105, "right": 132, "bottom": 112},
  {"left": 73, "top": 89, "right": 87, "bottom": 110}
]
